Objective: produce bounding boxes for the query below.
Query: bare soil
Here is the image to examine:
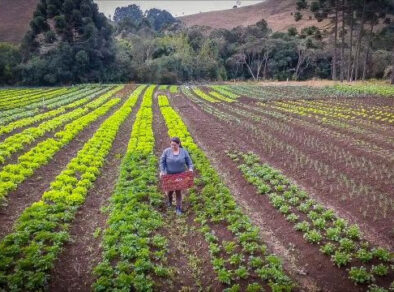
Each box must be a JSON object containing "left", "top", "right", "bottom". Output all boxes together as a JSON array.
[
  {"left": 218, "top": 99, "right": 394, "bottom": 246},
  {"left": 152, "top": 92, "right": 223, "bottom": 291},
  {"left": 169, "top": 92, "right": 370, "bottom": 292}
]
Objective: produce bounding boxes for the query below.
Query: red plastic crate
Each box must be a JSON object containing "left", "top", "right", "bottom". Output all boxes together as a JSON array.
[{"left": 160, "top": 171, "right": 194, "bottom": 191}]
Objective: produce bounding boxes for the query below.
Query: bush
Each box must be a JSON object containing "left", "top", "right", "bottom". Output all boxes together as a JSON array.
[
  {"left": 348, "top": 267, "right": 374, "bottom": 284},
  {"left": 294, "top": 12, "right": 303, "bottom": 21},
  {"left": 45, "top": 30, "right": 57, "bottom": 43},
  {"left": 0, "top": 43, "right": 21, "bottom": 85}
]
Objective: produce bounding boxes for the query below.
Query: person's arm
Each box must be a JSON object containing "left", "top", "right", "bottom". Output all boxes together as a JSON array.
[
  {"left": 160, "top": 149, "right": 167, "bottom": 175},
  {"left": 184, "top": 149, "right": 194, "bottom": 171}
]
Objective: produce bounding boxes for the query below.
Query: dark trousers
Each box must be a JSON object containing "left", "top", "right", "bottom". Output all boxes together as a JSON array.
[{"left": 168, "top": 190, "right": 182, "bottom": 208}]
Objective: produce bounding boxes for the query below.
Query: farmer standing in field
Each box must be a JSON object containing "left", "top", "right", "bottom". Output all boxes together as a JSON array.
[{"left": 160, "top": 137, "right": 194, "bottom": 215}]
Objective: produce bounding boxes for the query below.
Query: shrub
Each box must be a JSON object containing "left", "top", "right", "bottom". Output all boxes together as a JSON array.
[{"left": 348, "top": 266, "right": 373, "bottom": 284}]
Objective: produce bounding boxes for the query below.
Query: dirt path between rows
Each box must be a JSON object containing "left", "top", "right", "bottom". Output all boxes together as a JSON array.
[
  {"left": 0, "top": 88, "right": 132, "bottom": 241},
  {"left": 152, "top": 91, "right": 223, "bottom": 291},
  {"left": 47, "top": 85, "right": 139, "bottom": 292},
  {"left": 214, "top": 100, "right": 393, "bottom": 231},
  {"left": 170, "top": 93, "right": 363, "bottom": 292},
  {"left": 185, "top": 94, "right": 393, "bottom": 248}
]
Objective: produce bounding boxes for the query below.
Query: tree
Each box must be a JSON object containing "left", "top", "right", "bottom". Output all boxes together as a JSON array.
[
  {"left": 340, "top": 0, "right": 345, "bottom": 82},
  {"left": 391, "top": 49, "right": 394, "bottom": 84},
  {"left": 296, "top": 0, "right": 308, "bottom": 10},
  {"left": 294, "top": 11, "right": 303, "bottom": 21},
  {"left": 333, "top": 0, "right": 338, "bottom": 81},
  {"left": 347, "top": 0, "right": 355, "bottom": 81},
  {"left": 232, "top": 40, "right": 271, "bottom": 80},
  {"left": 0, "top": 43, "right": 21, "bottom": 85},
  {"left": 19, "top": 0, "right": 117, "bottom": 85},
  {"left": 113, "top": 4, "right": 143, "bottom": 23},
  {"left": 145, "top": 8, "right": 178, "bottom": 31},
  {"left": 352, "top": 0, "right": 366, "bottom": 81},
  {"left": 288, "top": 27, "right": 298, "bottom": 36}
]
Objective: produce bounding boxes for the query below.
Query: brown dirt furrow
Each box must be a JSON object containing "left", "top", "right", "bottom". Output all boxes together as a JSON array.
[
  {"left": 288, "top": 98, "right": 394, "bottom": 132},
  {"left": 0, "top": 89, "right": 130, "bottom": 241},
  {"left": 316, "top": 97, "right": 394, "bottom": 131},
  {"left": 239, "top": 97, "right": 393, "bottom": 161},
  {"left": 152, "top": 92, "right": 222, "bottom": 291},
  {"left": 267, "top": 103, "right": 394, "bottom": 152},
  {"left": 47, "top": 85, "right": 138, "bottom": 292},
  {"left": 218, "top": 100, "right": 393, "bottom": 196},
  {"left": 169, "top": 92, "right": 369, "bottom": 292},
  {"left": 187, "top": 96, "right": 393, "bottom": 247}
]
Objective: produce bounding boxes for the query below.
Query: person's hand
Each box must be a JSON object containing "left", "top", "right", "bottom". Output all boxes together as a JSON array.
[
  {"left": 160, "top": 171, "right": 164, "bottom": 177},
  {"left": 188, "top": 168, "right": 193, "bottom": 173}
]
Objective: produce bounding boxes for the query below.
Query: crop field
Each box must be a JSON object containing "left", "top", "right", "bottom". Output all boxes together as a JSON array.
[{"left": 0, "top": 83, "right": 392, "bottom": 291}]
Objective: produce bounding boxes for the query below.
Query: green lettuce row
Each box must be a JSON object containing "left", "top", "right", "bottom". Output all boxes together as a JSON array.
[
  {"left": 0, "top": 86, "right": 94, "bottom": 124},
  {"left": 0, "top": 88, "right": 68, "bottom": 110},
  {"left": 192, "top": 87, "right": 219, "bottom": 103},
  {"left": 0, "top": 98, "right": 119, "bottom": 202},
  {"left": 0, "top": 87, "right": 110, "bottom": 137},
  {"left": 45, "top": 86, "right": 109, "bottom": 110},
  {"left": 0, "top": 88, "right": 41, "bottom": 98},
  {"left": 208, "top": 90, "right": 236, "bottom": 102},
  {"left": 229, "top": 151, "right": 393, "bottom": 289},
  {"left": 0, "top": 88, "right": 71, "bottom": 111},
  {"left": 182, "top": 86, "right": 240, "bottom": 122},
  {"left": 330, "top": 83, "right": 394, "bottom": 97},
  {"left": 158, "top": 94, "right": 293, "bottom": 291},
  {"left": 169, "top": 85, "right": 178, "bottom": 94},
  {"left": 0, "top": 88, "right": 55, "bottom": 105},
  {"left": 0, "top": 85, "right": 146, "bottom": 291},
  {"left": 227, "top": 85, "right": 348, "bottom": 101},
  {"left": 93, "top": 85, "right": 172, "bottom": 291},
  {"left": 209, "top": 85, "right": 240, "bottom": 99},
  {"left": 0, "top": 86, "right": 123, "bottom": 165}
]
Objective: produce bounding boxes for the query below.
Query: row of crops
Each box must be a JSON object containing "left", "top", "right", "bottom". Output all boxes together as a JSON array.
[
  {"left": 0, "top": 85, "right": 290, "bottom": 291},
  {"left": 0, "top": 83, "right": 392, "bottom": 291},
  {"left": 183, "top": 85, "right": 393, "bottom": 221},
  {"left": 176, "top": 83, "right": 393, "bottom": 291}
]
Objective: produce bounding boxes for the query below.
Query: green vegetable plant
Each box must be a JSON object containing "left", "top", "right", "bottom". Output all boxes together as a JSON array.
[
  {"left": 0, "top": 86, "right": 125, "bottom": 203},
  {"left": 0, "top": 85, "right": 143, "bottom": 291},
  {"left": 227, "top": 150, "right": 393, "bottom": 288},
  {"left": 159, "top": 95, "right": 293, "bottom": 289}
]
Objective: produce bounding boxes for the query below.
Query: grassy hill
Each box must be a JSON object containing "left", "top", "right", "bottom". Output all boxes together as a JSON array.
[
  {"left": 0, "top": 0, "right": 39, "bottom": 44},
  {"left": 179, "top": 0, "right": 330, "bottom": 32},
  {"left": 0, "top": 0, "right": 331, "bottom": 44}
]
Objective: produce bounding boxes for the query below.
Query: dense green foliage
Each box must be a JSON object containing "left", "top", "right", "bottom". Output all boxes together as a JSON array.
[
  {"left": 18, "top": 0, "right": 117, "bottom": 85},
  {"left": 114, "top": 5, "right": 177, "bottom": 31},
  {"left": 0, "top": 43, "right": 21, "bottom": 85},
  {"left": 0, "top": 1, "right": 392, "bottom": 85}
]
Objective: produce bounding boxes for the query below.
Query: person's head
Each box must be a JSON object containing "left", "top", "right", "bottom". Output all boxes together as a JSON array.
[{"left": 170, "top": 137, "right": 182, "bottom": 150}]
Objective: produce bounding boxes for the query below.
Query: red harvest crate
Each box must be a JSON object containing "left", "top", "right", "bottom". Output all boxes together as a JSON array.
[{"left": 160, "top": 171, "right": 194, "bottom": 191}]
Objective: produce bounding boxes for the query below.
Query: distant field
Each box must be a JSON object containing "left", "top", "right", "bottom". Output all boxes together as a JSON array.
[{"left": 0, "top": 83, "right": 392, "bottom": 291}]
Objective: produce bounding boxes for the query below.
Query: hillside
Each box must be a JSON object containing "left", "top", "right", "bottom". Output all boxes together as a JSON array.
[
  {"left": 179, "top": 0, "right": 331, "bottom": 32},
  {"left": 0, "top": 0, "right": 39, "bottom": 44}
]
